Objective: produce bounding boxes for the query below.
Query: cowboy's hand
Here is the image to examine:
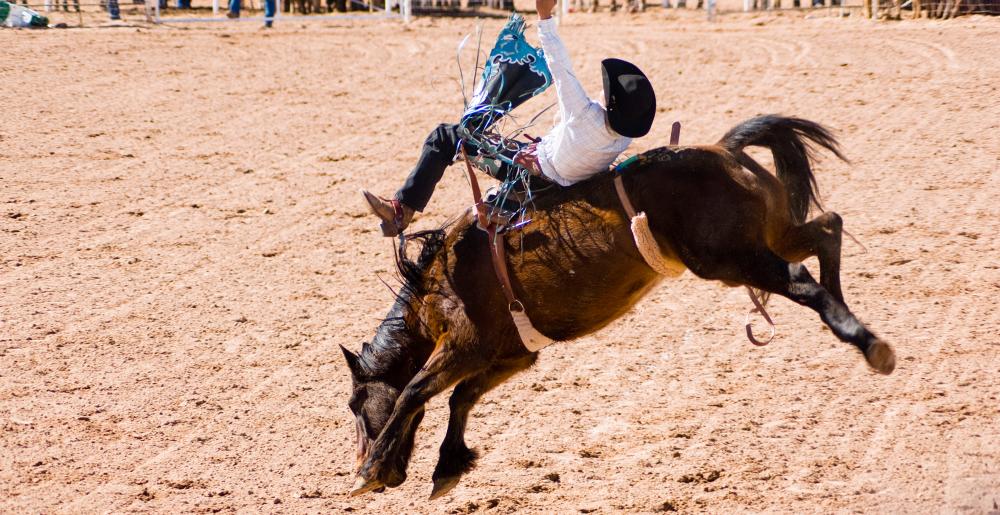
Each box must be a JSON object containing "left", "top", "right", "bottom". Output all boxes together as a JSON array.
[{"left": 536, "top": 0, "right": 556, "bottom": 19}]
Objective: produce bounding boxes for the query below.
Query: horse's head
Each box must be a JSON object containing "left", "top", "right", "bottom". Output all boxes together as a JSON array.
[
  {"left": 340, "top": 344, "right": 399, "bottom": 474},
  {"left": 341, "top": 230, "right": 445, "bottom": 477}
]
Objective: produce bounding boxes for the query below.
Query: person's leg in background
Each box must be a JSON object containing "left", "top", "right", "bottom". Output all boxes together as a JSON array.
[
  {"left": 107, "top": 0, "right": 120, "bottom": 19},
  {"left": 263, "top": 0, "right": 275, "bottom": 26},
  {"left": 227, "top": 0, "right": 240, "bottom": 17}
]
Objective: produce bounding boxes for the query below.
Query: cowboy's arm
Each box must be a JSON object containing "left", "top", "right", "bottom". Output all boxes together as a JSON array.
[{"left": 536, "top": 4, "right": 590, "bottom": 118}]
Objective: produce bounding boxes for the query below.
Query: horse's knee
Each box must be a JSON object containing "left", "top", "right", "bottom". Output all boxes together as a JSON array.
[
  {"left": 821, "top": 211, "right": 842, "bottom": 232},
  {"left": 394, "top": 387, "right": 429, "bottom": 416}
]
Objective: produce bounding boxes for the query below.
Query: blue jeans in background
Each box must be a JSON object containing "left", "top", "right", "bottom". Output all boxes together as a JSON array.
[
  {"left": 263, "top": 0, "right": 275, "bottom": 26},
  {"left": 229, "top": 0, "right": 274, "bottom": 24}
]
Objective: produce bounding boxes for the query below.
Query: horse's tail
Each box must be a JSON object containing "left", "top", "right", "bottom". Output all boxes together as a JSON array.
[{"left": 719, "top": 115, "right": 847, "bottom": 224}]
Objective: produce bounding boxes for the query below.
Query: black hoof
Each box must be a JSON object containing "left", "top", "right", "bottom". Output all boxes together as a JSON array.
[{"left": 431, "top": 445, "right": 478, "bottom": 498}]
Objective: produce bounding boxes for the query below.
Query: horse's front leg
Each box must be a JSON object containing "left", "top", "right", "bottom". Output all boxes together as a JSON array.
[
  {"left": 430, "top": 353, "right": 536, "bottom": 500},
  {"left": 350, "top": 338, "right": 483, "bottom": 496}
]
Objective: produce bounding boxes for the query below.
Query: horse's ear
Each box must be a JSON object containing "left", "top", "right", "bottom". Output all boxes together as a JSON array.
[{"left": 340, "top": 344, "right": 363, "bottom": 378}]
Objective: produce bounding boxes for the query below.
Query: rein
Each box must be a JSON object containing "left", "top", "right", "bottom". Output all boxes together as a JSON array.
[{"left": 612, "top": 122, "right": 776, "bottom": 347}]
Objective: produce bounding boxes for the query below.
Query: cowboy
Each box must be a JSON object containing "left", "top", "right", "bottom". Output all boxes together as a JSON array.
[{"left": 362, "top": 0, "right": 656, "bottom": 237}]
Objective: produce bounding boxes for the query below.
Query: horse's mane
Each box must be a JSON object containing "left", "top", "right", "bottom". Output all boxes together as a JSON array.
[
  {"left": 355, "top": 227, "right": 449, "bottom": 382},
  {"left": 394, "top": 228, "right": 448, "bottom": 300}
]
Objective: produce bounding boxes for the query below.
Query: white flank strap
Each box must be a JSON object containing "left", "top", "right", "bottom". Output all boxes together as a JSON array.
[
  {"left": 631, "top": 212, "right": 686, "bottom": 277},
  {"left": 510, "top": 306, "right": 554, "bottom": 352}
]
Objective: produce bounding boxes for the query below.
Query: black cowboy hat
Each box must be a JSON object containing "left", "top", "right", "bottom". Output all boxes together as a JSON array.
[{"left": 602, "top": 58, "right": 656, "bottom": 138}]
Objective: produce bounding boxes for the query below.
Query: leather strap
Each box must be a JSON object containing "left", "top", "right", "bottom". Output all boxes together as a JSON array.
[
  {"left": 614, "top": 121, "right": 681, "bottom": 218},
  {"left": 460, "top": 146, "right": 490, "bottom": 230},
  {"left": 614, "top": 175, "right": 638, "bottom": 219},
  {"left": 459, "top": 144, "right": 518, "bottom": 307},
  {"left": 488, "top": 225, "right": 518, "bottom": 307},
  {"left": 390, "top": 198, "right": 405, "bottom": 230}
]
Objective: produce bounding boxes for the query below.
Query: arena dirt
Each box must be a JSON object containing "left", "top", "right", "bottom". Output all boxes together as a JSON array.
[{"left": 2, "top": 11, "right": 999, "bottom": 514}]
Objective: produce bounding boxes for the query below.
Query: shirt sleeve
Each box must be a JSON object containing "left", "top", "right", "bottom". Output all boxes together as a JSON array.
[{"left": 537, "top": 18, "right": 592, "bottom": 120}]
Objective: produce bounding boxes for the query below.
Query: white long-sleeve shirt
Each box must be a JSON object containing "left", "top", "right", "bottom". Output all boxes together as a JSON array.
[{"left": 535, "top": 18, "right": 631, "bottom": 186}]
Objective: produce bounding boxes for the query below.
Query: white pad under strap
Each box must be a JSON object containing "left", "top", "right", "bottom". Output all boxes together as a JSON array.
[
  {"left": 510, "top": 305, "right": 554, "bottom": 352},
  {"left": 630, "top": 212, "right": 686, "bottom": 277}
]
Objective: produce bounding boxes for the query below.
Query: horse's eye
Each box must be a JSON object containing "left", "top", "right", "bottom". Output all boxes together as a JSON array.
[{"left": 348, "top": 389, "right": 367, "bottom": 412}]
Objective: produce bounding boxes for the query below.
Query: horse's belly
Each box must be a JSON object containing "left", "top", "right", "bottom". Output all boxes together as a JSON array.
[{"left": 522, "top": 263, "right": 666, "bottom": 342}]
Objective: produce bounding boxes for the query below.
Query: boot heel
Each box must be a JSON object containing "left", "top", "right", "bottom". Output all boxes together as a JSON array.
[{"left": 379, "top": 220, "right": 400, "bottom": 237}]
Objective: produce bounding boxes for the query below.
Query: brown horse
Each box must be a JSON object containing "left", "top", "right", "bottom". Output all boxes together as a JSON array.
[{"left": 341, "top": 115, "right": 896, "bottom": 499}]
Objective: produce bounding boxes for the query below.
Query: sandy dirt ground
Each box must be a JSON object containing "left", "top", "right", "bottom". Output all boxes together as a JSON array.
[{"left": 2, "top": 10, "right": 1000, "bottom": 514}]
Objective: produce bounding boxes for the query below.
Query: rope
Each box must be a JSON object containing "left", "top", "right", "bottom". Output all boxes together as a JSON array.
[{"left": 744, "top": 286, "right": 775, "bottom": 346}]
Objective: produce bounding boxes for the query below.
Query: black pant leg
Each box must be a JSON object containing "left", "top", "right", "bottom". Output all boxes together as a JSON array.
[{"left": 395, "top": 123, "right": 460, "bottom": 212}]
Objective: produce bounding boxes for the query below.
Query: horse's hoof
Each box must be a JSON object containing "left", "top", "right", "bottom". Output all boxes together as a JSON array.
[
  {"left": 865, "top": 339, "right": 896, "bottom": 375},
  {"left": 429, "top": 476, "right": 460, "bottom": 500},
  {"left": 349, "top": 475, "right": 384, "bottom": 497}
]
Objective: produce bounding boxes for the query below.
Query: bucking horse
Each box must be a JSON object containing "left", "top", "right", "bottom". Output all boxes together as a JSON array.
[
  {"left": 341, "top": 13, "right": 895, "bottom": 500},
  {"left": 342, "top": 114, "right": 897, "bottom": 498}
]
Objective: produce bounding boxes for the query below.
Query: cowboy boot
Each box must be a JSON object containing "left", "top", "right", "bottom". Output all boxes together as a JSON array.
[{"left": 361, "top": 190, "right": 414, "bottom": 237}]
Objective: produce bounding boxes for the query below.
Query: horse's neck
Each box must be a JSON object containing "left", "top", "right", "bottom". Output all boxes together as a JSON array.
[{"left": 366, "top": 302, "right": 434, "bottom": 389}]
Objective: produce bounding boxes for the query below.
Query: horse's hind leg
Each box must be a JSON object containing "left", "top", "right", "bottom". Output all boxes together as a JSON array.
[
  {"left": 351, "top": 336, "right": 483, "bottom": 495},
  {"left": 772, "top": 211, "right": 845, "bottom": 303},
  {"left": 430, "top": 353, "right": 536, "bottom": 500},
  {"left": 727, "top": 248, "right": 895, "bottom": 374}
]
